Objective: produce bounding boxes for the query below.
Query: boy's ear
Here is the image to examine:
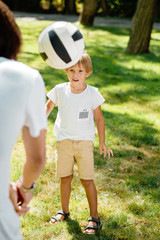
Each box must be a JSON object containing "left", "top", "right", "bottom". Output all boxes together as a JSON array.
[{"left": 86, "top": 71, "right": 92, "bottom": 78}]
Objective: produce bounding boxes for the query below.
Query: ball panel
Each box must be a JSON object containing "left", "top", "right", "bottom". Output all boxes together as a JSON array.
[
  {"left": 72, "top": 30, "right": 83, "bottom": 41},
  {"left": 40, "top": 52, "right": 48, "bottom": 61},
  {"left": 65, "top": 22, "right": 78, "bottom": 35},
  {"left": 49, "top": 30, "right": 71, "bottom": 64},
  {"left": 40, "top": 33, "right": 66, "bottom": 68},
  {"left": 52, "top": 27, "right": 78, "bottom": 61}
]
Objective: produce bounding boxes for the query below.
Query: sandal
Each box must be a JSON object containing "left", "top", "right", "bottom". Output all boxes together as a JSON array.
[
  {"left": 84, "top": 217, "right": 102, "bottom": 234},
  {"left": 50, "top": 210, "right": 70, "bottom": 224}
]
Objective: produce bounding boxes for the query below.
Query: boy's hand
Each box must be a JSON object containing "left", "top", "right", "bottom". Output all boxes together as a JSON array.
[{"left": 99, "top": 143, "right": 113, "bottom": 159}]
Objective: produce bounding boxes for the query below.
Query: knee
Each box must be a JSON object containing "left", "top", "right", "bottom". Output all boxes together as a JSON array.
[
  {"left": 61, "top": 175, "right": 73, "bottom": 184},
  {"left": 81, "top": 179, "right": 94, "bottom": 189}
]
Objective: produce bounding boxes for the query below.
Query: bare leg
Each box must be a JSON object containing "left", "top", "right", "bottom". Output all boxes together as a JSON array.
[
  {"left": 51, "top": 174, "right": 73, "bottom": 223},
  {"left": 81, "top": 179, "right": 99, "bottom": 233}
]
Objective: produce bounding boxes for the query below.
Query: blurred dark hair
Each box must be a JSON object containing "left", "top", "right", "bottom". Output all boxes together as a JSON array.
[{"left": 0, "top": 1, "right": 21, "bottom": 60}]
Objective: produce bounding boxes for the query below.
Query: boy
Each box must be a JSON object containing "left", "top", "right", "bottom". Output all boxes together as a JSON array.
[{"left": 46, "top": 53, "right": 113, "bottom": 234}]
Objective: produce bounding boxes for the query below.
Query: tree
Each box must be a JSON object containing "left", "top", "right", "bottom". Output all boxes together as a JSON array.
[
  {"left": 64, "top": 0, "right": 76, "bottom": 14},
  {"left": 101, "top": 0, "right": 109, "bottom": 16},
  {"left": 126, "top": 0, "right": 157, "bottom": 54},
  {"left": 79, "top": 0, "right": 98, "bottom": 26}
]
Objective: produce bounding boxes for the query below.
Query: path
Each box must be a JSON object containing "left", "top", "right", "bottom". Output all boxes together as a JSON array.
[{"left": 14, "top": 12, "right": 160, "bottom": 30}]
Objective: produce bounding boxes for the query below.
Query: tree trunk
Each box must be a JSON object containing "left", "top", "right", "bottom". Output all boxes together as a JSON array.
[
  {"left": 64, "top": 0, "right": 76, "bottom": 14},
  {"left": 126, "top": 0, "right": 157, "bottom": 54},
  {"left": 79, "top": 0, "right": 98, "bottom": 26},
  {"left": 101, "top": 0, "right": 108, "bottom": 16}
]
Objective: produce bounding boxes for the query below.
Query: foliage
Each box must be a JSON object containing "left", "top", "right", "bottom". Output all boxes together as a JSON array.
[
  {"left": 102, "top": 0, "right": 138, "bottom": 18},
  {"left": 79, "top": 0, "right": 138, "bottom": 17},
  {"left": 3, "top": 0, "right": 42, "bottom": 12},
  {"left": 3, "top": 0, "right": 138, "bottom": 17},
  {"left": 11, "top": 19, "right": 160, "bottom": 240}
]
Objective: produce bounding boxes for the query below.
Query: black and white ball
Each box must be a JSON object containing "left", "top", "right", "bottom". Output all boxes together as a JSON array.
[{"left": 38, "top": 21, "right": 85, "bottom": 69}]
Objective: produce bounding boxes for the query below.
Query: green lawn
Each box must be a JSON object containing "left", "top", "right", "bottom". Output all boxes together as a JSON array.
[{"left": 11, "top": 19, "right": 160, "bottom": 240}]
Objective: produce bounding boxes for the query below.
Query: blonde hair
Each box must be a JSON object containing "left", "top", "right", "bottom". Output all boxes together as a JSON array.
[
  {"left": 77, "top": 53, "right": 92, "bottom": 74},
  {"left": 66, "top": 53, "right": 92, "bottom": 74}
]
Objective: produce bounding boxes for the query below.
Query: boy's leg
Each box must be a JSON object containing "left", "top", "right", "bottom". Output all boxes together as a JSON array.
[
  {"left": 51, "top": 139, "right": 74, "bottom": 223},
  {"left": 61, "top": 174, "right": 73, "bottom": 213},
  {"left": 50, "top": 174, "right": 73, "bottom": 223},
  {"left": 81, "top": 179, "right": 99, "bottom": 233}
]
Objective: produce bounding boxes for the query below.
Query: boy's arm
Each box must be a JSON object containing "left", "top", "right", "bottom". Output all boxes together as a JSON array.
[
  {"left": 94, "top": 105, "right": 113, "bottom": 159},
  {"left": 46, "top": 99, "right": 56, "bottom": 117}
]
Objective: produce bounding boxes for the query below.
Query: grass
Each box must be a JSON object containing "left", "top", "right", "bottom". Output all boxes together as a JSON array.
[{"left": 10, "top": 19, "right": 160, "bottom": 239}]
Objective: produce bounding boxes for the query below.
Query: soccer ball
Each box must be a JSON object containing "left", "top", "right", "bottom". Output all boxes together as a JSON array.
[{"left": 38, "top": 21, "right": 85, "bottom": 69}]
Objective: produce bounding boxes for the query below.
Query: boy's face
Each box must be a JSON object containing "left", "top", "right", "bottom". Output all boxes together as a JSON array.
[{"left": 65, "top": 63, "right": 91, "bottom": 87}]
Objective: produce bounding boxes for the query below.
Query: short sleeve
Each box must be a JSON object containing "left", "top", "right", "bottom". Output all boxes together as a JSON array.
[
  {"left": 92, "top": 88, "right": 105, "bottom": 110},
  {"left": 47, "top": 86, "right": 57, "bottom": 105},
  {"left": 24, "top": 72, "right": 47, "bottom": 137}
]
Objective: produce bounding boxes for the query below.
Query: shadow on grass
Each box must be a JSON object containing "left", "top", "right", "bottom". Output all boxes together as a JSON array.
[
  {"left": 101, "top": 214, "right": 138, "bottom": 240},
  {"left": 95, "top": 147, "right": 160, "bottom": 203},
  {"left": 93, "top": 113, "right": 160, "bottom": 203},
  {"left": 94, "top": 147, "right": 145, "bottom": 169},
  {"left": 66, "top": 218, "right": 118, "bottom": 240},
  {"left": 82, "top": 25, "right": 130, "bottom": 36},
  {"left": 65, "top": 213, "right": 141, "bottom": 240},
  {"left": 103, "top": 111, "right": 159, "bottom": 147},
  {"left": 95, "top": 147, "right": 160, "bottom": 200}
]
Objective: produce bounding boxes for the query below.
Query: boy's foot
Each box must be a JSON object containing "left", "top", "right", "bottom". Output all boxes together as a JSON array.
[
  {"left": 84, "top": 217, "right": 102, "bottom": 234},
  {"left": 50, "top": 210, "right": 70, "bottom": 224}
]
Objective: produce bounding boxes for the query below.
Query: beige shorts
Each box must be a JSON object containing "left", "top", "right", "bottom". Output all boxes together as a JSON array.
[{"left": 55, "top": 139, "right": 94, "bottom": 180}]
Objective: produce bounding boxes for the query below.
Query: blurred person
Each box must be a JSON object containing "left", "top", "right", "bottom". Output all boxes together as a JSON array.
[{"left": 0, "top": 1, "right": 47, "bottom": 239}]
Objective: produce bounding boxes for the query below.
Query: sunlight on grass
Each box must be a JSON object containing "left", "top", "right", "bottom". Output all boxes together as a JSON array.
[{"left": 10, "top": 19, "right": 160, "bottom": 240}]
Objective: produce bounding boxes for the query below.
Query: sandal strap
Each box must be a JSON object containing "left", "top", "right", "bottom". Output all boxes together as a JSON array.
[
  {"left": 51, "top": 215, "right": 61, "bottom": 222},
  {"left": 85, "top": 225, "right": 98, "bottom": 231},
  {"left": 50, "top": 210, "right": 70, "bottom": 222},
  {"left": 88, "top": 217, "right": 100, "bottom": 224},
  {"left": 56, "top": 210, "right": 70, "bottom": 220},
  {"left": 84, "top": 217, "right": 102, "bottom": 234}
]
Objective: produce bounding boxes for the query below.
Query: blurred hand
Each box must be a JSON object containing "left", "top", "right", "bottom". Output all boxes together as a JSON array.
[
  {"left": 16, "top": 180, "right": 33, "bottom": 211},
  {"left": 9, "top": 182, "right": 30, "bottom": 216}
]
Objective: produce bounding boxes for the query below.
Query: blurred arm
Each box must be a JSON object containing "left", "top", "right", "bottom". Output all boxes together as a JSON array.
[
  {"left": 21, "top": 126, "right": 46, "bottom": 188},
  {"left": 16, "top": 127, "right": 46, "bottom": 208}
]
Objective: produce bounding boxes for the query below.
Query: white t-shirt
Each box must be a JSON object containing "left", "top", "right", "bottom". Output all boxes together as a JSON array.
[
  {"left": 0, "top": 57, "right": 47, "bottom": 240},
  {"left": 47, "top": 83, "right": 105, "bottom": 141}
]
